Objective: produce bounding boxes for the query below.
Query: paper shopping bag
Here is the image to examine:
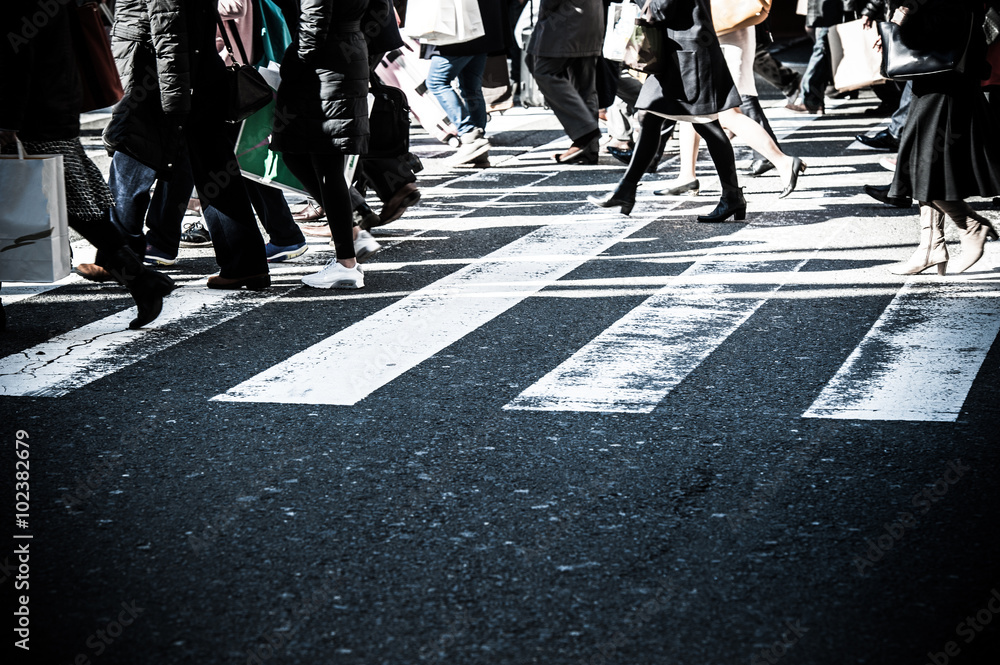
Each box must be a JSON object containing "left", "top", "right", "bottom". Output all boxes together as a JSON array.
[
  {"left": 830, "top": 18, "right": 888, "bottom": 91},
  {"left": 0, "top": 144, "right": 71, "bottom": 283}
]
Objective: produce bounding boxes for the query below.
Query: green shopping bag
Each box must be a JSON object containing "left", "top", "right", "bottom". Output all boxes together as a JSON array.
[
  {"left": 257, "top": 0, "right": 292, "bottom": 66},
  {"left": 235, "top": 94, "right": 308, "bottom": 195}
]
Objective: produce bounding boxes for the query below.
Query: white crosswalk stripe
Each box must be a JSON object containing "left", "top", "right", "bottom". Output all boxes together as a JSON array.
[
  {"left": 504, "top": 218, "right": 853, "bottom": 413},
  {"left": 804, "top": 265, "right": 1000, "bottom": 422},
  {"left": 0, "top": 285, "right": 284, "bottom": 398},
  {"left": 213, "top": 206, "right": 667, "bottom": 406}
]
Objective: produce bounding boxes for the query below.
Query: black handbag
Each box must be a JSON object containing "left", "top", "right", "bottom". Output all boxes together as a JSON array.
[
  {"left": 878, "top": 17, "right": 973, "bottom": 80},
  {"left": 216, "top": 17, "right": 273, "bottom": 123}
]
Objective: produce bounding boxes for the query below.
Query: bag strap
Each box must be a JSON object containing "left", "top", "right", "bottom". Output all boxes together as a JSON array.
[{"left": 216, "top": 14, "right": 251, "bottom": 67}]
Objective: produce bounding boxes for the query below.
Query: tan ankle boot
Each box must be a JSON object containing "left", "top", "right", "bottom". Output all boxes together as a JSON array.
[
  {"left": 890, "top": 204, "right": 949, "bottom": 275},
  {"left": 932, "top": 200, "right": 999, "bottom": 274}
]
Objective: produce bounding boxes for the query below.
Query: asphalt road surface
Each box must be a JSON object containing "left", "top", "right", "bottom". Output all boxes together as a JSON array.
[{"left": 3, "top": 91, "right": 1000, "bottom": 665}]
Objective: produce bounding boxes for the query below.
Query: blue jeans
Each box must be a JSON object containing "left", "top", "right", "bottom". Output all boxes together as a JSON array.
[
  {"left": 426, "top": 54, "right": 488, "bottom": 136},
  {"left": 800, "top": 27, "right": 831, "bottom": 109},
  {"left": 108, "top": 150, "right": 193, "bottom": 259}
]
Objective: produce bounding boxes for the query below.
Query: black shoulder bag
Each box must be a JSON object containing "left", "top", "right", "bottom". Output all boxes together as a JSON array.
[
  {"left": 216, "top": 17, "right": 273, "bottom": 123},
  {"left": 878, "top": 15, "right": 973, "bottom": 80}
]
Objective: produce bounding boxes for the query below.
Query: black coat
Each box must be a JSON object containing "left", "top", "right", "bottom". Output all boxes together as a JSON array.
[
  {"left": 102, "top": 0, "right": 228, "bottom": 174},
  {"left": 271, "top": 0, "right": 370, "bottom": 154},
  {"left": 364, "top": 0, "right": 404, "bottom": 55},
  {"left": 0, "top": 1, "right": 81, "bottom": 141},
  {"left": 438, "top": 0, "right": 511, "bottom": 57},
  {"left": 634, "top": 0, "right": 740, "bottom": 117},
  {"left": 527, "top": 0, "right": 605, "bottom": 58}
]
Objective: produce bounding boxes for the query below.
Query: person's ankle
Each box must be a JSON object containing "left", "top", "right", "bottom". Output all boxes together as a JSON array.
[{"left": 339, "top": 258, "right": 358, "bottom": 269}]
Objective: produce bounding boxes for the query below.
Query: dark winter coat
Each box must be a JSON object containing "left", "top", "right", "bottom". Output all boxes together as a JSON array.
[
  {"left": 438, "top": 0, "right": 511, "bottom": 57},
  {"left": 102, "top": 0, "right": 228, "bottom": 174},
  {"left": 635, "top": 0, "right": 741, "bottom": 117},
  {"left": 0, "top": 1, "right": 82, "bottom": 141},
  {"left": 527, "top": 0, "right": 604, "bottom": 58},
  {"left": 271, "top": 0, "right": 370, "bottom": 154},
  {"left": 363, "top": 0, "right": 404, "bottom": 55}
]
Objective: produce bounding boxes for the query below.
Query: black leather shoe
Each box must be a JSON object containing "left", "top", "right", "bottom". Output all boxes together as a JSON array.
[
  {"left": 606, "top": 145, "right": 633, "bottom": 166},
  {"left": 697, "top": 189, "right": 747, "bottom": 223},
  {"left": 654, "top": 179, "right": 700, "bottom": 197},
  {"left": 588, "top": 182, "right": 637, "bottom": 216},
  {"left": 863, "top": 184, "right": 912, "bottom": 208},
  {"left": 856, "top": 130, "right": 899, "bottom": 151},
  {"left": 607, "top": 146, "right": 663, "bottom": 173},
  {"left": 746, "top": 159, "right": 775, "bottom": 177}
]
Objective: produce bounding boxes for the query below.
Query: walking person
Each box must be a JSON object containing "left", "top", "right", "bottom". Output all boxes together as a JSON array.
[
  {"left": 886, "top": 0, "right": 1000, "bottom": 275},
  {"left": 526, "top": 0, "right": 605, "bottom": 164},
  {"left": 424, "top": 0, "right": 511, "bottom": 167},
  {"left": 656, "top": 24, "right": 806, "bottom": 200},
  {"left": 102, "top": 0, "right": 271, "bottom": 290},
  {"left": 0, "top": 0, "right": 175, "bottom": 330},
  {"left": 272, "top": 0, "right": 374, "bottom": 289},
  {"left": 787, "top": 0, "right": 845, "bottom": 114},
  {"left": 588, "top": 0, "right": 748, "bottom": 222}
]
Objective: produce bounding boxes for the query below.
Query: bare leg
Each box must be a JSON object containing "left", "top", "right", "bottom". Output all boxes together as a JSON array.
[{"left": 719, "top": 108, "right": 794, "bottom": 180}]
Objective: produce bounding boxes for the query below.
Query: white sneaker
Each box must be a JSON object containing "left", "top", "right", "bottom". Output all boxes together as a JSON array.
[
  {"left": 449, "top": 128, "right": 491, "bottom": 165},
  {"left": 353, "top": 229, "right": 382, "bottom": 262},
  {"left": 302, "top": 259, "right": 364, "bottom": 289}
]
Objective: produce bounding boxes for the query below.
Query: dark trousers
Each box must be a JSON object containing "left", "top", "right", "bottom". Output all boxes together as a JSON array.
[
  {"left": 283, "top": 152, "right": 356, "bottom": 260},
  {"left": 529, "top": 55, "right": 600, "bottom": 144},
  {"left": 105, "top": 135, "right": 301, "bottom": 264},
  {"left": 108, "top": 151, "right": 191, "bottom": 258}
]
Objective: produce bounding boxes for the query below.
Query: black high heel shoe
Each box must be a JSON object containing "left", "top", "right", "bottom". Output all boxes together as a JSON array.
[
  {"left": 588, "top": 182, "right": 637, "bottom": 216},
  {"left": 654, "top": 179, "right": 700, "bottom": 197},
  {"left": 697, "top": 188, "right": 747, "bottom": 223},
  {"left": 779, "top": 157, "right": 806, "bottom": 199},
  {"left": 555, "top": 146, "right": 599, "bottom": 165}
]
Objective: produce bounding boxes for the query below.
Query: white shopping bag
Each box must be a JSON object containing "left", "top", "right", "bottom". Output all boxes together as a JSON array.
[
  {"left": 603, "top": 2, "right": 640, "bottom": 61},
  {"left": 830, "top": 18, "right": 889, "bottom": 91},
  {"left": 404, "top": 0, "right": 484, "bottom": 46},
  {"left": 0, "top": 141, "right": 71, "bottom": 283}
]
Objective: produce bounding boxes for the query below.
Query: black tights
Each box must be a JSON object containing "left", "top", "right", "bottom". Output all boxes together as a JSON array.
[
  {"left": 623, "top": 113, "right": 739, "bottom": 193},
  {"left": 282, "top": 152, "right": 356, "bottom": 260}
]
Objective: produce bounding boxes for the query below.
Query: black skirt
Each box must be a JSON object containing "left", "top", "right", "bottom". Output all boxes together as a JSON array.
[{"left": 890, "top": 76, "right": 1000, "bottom": 202}]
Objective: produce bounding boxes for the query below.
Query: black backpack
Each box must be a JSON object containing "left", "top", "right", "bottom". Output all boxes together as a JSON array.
[{"left": 367, "top": 75, "right": 411, "bottom": 158}]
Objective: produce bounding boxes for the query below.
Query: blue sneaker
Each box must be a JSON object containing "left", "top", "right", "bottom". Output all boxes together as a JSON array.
[
  {"left": 144, "top": 244, "right": 177, "bottom": 266},
  {"left": 265, "top": 241, "right": 308, "bottom": 263}
]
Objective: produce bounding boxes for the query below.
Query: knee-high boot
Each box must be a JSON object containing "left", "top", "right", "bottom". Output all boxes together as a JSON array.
[
  {"left": 932, "top": 200, "right": 999, "bottom": 274},
  {"left": 890, "top": 204, "right": 949, "bottom": 275}
]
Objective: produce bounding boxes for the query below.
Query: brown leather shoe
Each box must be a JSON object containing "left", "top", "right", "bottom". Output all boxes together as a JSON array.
[
  {"left": 291, "top": 202, "right": 325, "bottom": 222},
  {"left": 300, "top": 223, "right": 332, "bottom": 237},
  {"left": 75, "top": 263, "right": 116, "bottom": 282},
  {"left": 206, "top": 273, "right": 271, "bottom": 291},
  {"left": 785, "top": 102, "right": 824, "bottom": 115},
  {"left": 374, "top": 183, "right": 421, "bottom": 228}
]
